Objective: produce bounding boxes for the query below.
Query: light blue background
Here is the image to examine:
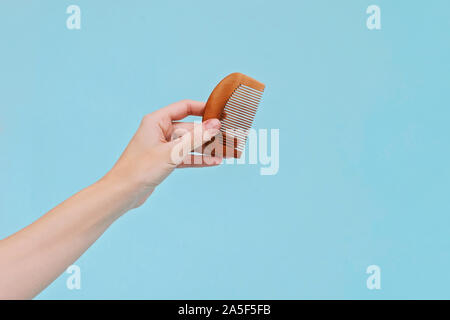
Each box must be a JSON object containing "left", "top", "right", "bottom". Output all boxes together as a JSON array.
[{"left": 1, "top": 0, "right": 449, "bottom": 299}]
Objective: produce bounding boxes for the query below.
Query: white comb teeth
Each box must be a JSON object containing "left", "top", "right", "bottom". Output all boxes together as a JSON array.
[{"left": 220, "top": 84, "right": 264, "bottom": 151}]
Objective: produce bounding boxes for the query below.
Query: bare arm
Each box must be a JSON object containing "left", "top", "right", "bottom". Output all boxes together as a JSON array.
[{"left": 0, "top": 100, "right": 221, "bottom": 299}]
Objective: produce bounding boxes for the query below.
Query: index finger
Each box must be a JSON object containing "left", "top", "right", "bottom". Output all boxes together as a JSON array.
[{"left": 161, "top": 100, "right": 206, "bottom": 121}]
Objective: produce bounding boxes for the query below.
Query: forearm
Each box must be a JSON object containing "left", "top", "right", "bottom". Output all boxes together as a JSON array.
[
  {"left": 0, "top": 100, "right": 220, "bottom": 300},
  {"left": 0, "top": 175, "right": 140, "bottom": 299}
]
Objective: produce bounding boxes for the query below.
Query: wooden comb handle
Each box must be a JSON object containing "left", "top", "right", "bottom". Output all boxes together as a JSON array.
[
  {"left": 203, "top": 73, "right": 264, "bottom": 122},
  {"left": 202, "top": 73, "right": 265, "bottom": 158}
]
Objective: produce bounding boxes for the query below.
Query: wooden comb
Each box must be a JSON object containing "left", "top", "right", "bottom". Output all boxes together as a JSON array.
[{"left": 202, "top": 73, "right": 265, "bottom": 158}]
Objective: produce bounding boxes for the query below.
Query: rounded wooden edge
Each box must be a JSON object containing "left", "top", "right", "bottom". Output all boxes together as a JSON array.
[{"left": 202, "top": 72, "right": 265, "bottom": 158}]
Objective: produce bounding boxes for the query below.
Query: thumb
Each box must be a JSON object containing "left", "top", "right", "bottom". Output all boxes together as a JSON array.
[{"left": 168, "top": 118, "right": 221, "bottom": 165}]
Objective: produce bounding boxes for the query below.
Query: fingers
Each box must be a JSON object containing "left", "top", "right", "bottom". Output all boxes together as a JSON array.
[
  {"left": 161, "top": 100, "right": 206, "bottom": 121},
  {"left": 171, "top": 122, "right": 194, "bottom": 139},
  {"left": 187, "top": 119, "right": 221, "bottom": 152},
  {"left": 171, "top": 122, "right": 215, "bottom": 154},
  {"left": 167, "top": 118, "right": 221, "bottom": 165},
  {"left": 176, "top": 155, "right": 223, "bottom": 168},
  {"left": 171, "top": 122, "right": 223, "bottom": 166}
]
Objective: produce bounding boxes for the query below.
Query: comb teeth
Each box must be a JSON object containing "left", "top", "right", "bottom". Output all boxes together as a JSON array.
[{"left": 220, "top": 84, "right": 264, "bottom": 151}]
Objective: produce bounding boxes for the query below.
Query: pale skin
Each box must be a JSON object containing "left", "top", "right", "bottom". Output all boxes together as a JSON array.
[{"left": 0, "top": 100, "right": 222, "bottom": 300}]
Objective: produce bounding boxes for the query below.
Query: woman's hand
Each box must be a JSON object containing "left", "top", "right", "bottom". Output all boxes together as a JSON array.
[
  {"left": 0, "top": 100, "right": 222, "bottom": 299},
  {"left": 103, "top": 100, "right": 222, "bottom": 208}
]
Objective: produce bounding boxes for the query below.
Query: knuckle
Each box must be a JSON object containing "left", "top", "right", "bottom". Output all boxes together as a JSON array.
[
  {"left": 180, "top": 99, "right": 192, "bottom": 105},
  {"left": 141, "top": 113, "right": 153, "bottom": 124},
  {"left": 180, "top": 99, "right": 193, "bottom": 114}
]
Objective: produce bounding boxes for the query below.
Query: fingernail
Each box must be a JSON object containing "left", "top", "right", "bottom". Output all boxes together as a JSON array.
[
  {"left": 204, "top": 128, "right": 220, "bottom": 141},
  {"left": 214, "top": 157, "right": 223, "bottom": 165},
  {"left": 204, "top": 118, "right": 221, "bottom": 130}
]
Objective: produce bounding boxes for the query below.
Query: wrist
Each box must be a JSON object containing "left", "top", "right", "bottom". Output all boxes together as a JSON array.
[{"left": 100, "top": 166, "right": 154, "bottom": 211}]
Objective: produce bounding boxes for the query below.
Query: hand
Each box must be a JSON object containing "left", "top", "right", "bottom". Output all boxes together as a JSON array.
[
  {"left": 103, "top": 100, "right": 222, "bottom": 208},
  {"left": 0, "top": 100, "right": 222, "bottom": 299}
]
